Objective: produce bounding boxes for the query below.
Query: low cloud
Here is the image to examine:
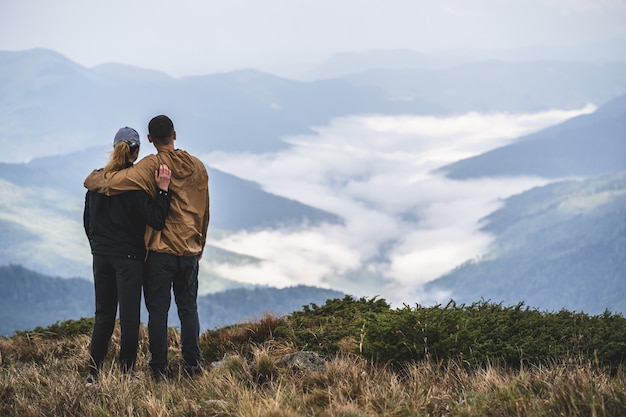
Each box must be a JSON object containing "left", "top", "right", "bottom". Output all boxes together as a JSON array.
[{"left": 202, "top": 106, "right": 594, "bottom": 306}]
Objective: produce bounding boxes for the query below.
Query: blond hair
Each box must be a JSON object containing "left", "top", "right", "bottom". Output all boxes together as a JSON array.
[{"left": 103, "top": 141, "right": 137, "bottom": 173}]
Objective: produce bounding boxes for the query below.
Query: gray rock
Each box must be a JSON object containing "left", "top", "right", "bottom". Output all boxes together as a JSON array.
[{"left": 282, "top": 351, "right": 327, "bottom": 372}]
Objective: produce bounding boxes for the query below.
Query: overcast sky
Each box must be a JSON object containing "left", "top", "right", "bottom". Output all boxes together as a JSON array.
[{"left": 2, "top": 0, "right": 625, "bottom": 77}]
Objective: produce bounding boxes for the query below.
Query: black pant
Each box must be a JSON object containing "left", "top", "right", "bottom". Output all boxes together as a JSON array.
[
  {"left": 144, "top": 251, "right": 201, "bottom": 374},
  {"left": 89, "top": 255, "right": 143, "bottom": 375}
]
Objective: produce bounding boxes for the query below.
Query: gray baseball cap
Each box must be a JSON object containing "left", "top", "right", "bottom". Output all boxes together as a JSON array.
[{"left": 113, "top": 127, "right": 140, "bottom": 147}]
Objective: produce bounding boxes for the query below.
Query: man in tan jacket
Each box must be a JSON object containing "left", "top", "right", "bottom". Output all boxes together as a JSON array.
[{"left": 84, "top": 115, "right": 209, "bottom": 380}]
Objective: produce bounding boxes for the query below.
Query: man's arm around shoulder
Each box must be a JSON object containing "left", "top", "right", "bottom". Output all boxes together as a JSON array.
[{"left": 84, "top": 156, "right": 158, "bottom": 196}]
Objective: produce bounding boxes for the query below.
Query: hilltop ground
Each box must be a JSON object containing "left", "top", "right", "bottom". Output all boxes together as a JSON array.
[{"left": 2, "top": 299, "right": 626, "bottom": 416}]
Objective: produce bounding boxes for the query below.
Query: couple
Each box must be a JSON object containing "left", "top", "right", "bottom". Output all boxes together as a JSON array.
[{"left": 83, "top": 115, "right": 210, "bottom": 382}]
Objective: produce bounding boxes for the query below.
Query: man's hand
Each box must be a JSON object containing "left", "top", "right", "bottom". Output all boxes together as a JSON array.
[{"left": 155, "top": 164, "right": 172, "bottom": 192}]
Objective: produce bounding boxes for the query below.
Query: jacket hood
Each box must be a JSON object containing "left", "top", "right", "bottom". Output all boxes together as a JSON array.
[{"left": 156, "top": 149, "right": 196, "bottom": 180}]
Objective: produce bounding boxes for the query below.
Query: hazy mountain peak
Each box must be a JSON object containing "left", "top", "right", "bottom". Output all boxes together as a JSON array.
[
  {"left": 0, "top": 48, "right": 91, "bottom": 81},
  {"left": 0, "top": 48, "right": 76, "bottom": 66},
  {"left": 91, "top": 62, "right": 172, "bottom": 81},
  {"left": 307, "top": 49, "right": 462, "bottom": 79},
  {"left": 438, "top": 93, "right": 626, "bottom": 179}
]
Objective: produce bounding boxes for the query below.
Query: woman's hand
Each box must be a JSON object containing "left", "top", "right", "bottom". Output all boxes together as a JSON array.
[{"left": 155, "top": 164, "right": 172, "bottom": 192}]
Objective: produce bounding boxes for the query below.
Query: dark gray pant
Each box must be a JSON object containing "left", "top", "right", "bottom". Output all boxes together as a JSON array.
[
  {"left": 144, "top": 251, "right": 201, "bottom": 374},
  {"left": 89, "top": 255, "right": 143, "bottom": 375}
]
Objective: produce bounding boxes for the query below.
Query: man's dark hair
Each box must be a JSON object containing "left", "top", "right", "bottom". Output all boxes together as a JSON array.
[{"left": 148, "top": 115, "right": 175, "bottom": 144}]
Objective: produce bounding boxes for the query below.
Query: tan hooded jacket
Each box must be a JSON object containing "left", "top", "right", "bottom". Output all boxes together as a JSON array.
[{"left": 84, "top": 149, "right": 209, "bottom": 257}]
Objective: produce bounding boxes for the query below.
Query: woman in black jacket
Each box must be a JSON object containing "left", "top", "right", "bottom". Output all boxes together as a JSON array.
[{"left": 83, "top": 127, "right": 171, "bottom": 383}]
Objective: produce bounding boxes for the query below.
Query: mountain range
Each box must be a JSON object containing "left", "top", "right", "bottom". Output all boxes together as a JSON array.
[
  {"left": 1, "top": 48, "right": 625, "bottom": 335},
  {"left": 305, "top": 38, "right": 626, "bottom": 79},
  {"left": 438, "top": 94, "right": 626, "bottom": 179},
  {"left": 425, "top": 171, "right": 626, "bottom": 314},
  {"left": 0, "top": 153, "right": 340, "bottom": 280},
  {"left": 3, "top": 49, "right": 626, "bottom": 163},
  {"left": 423, "top": 93, "right": 626, "bottom": 314},
  {"left": 344, "top": 61, "right": 626, "bottom": 113},
  {"left": 0, "top": 264, "right": 343, "bottom": 336}
]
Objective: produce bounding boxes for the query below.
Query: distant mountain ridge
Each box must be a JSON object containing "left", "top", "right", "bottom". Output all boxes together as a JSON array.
[
  {"left": 421, "top": 93, "right": 626, "bottom": 314},
  {"left": 424, "top": 171, "right": 626, "bottom": 315},
  {"left": 307, "top": 39, "right": 626, "bottom": 79},
  {"left": 0, "top": 49, "right": 425, "bottom": 163},
  {"left": 3, "top": 49, "right": 626, "bottom": 164},
  {"left": 0, "top": 150, "right": 341, "bottom": 280},
  {"left": 0, "top": 149, "right": 341, "bottom": 230},
  {"left": 305, "top": 49, "right": 463, "bottom": 79},
  {"left": 342, "top": 61, "right": 626, "bottom": 112},
  {"left": 438, "top": 93, "right": 626, "bottom": 179},
  {"left": 0, "top": 265, "right": 93, "bottom": 336},
  {"left": 0, "top": 264, "right": 344, "bottom": 336}
]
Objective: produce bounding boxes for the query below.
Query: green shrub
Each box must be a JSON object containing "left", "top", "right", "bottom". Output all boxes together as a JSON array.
[
  {"left": 269, "top": 297, "right": 626, "bottom": 371},
  {"left": 273, "top": 295, "right": 390, "bottom": 356},
  {"left": 12, "top": 317, "right": 95, "bottom": 340}
]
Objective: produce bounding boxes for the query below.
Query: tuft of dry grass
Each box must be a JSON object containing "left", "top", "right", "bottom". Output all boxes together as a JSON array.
[{"left": 1, "top": 325, "right": 625, "bottom": 416}]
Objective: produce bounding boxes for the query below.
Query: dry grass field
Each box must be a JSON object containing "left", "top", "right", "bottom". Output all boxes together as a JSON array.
[{"left": 1, "top": 321, "right": 625, "bottom": 417}]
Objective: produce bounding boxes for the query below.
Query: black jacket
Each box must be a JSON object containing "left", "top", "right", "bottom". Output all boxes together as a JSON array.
[{"left": 84, "top": 187, "right": 171, "bottom": 260}]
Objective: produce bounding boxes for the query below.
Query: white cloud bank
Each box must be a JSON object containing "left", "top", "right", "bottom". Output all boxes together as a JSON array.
[{"left": 202, "top": 105, "right": 595, "bottom": 306}]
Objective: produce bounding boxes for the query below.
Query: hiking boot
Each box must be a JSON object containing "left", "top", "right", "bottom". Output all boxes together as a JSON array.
[
  {"left": 151, "top": 367, "right": 173, "bottom": 382},
  {"left": 184, "top": 364, "right": 204, "bottom": 378}
]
